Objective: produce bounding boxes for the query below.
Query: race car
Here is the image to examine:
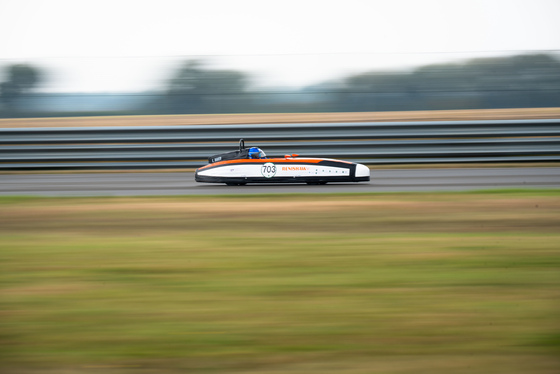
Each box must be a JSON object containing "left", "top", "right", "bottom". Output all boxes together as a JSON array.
[{"left": 195, "top": 139, "right": 370, "bottom": 185}]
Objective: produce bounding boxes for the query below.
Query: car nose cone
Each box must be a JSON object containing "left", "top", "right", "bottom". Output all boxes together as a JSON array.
[{"left": 356, "top": 163, "right": 370, "bottom": 179}]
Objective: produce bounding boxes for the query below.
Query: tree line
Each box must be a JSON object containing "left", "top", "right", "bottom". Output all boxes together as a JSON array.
[{"left": 1, "top": 53, "right": 559, "bottom": 117}]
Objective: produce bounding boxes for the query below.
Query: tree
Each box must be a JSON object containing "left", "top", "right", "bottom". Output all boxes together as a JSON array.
[
  {"left": 0, "top": 64, "right": 42, "bottom": 111},
  {"left": 165, "top": 60, "right": 249, "bottom": 114},
  {"left": 332, "top": 53, "right": 560, "bottom": 111}
]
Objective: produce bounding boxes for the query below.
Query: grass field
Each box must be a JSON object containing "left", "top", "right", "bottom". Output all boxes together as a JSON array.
[
  {"left": 1, "top": 191, "right": 560, "bottom": 373},
  {"left": 1, "top": 107, "right": 560, "bottom": 128}
]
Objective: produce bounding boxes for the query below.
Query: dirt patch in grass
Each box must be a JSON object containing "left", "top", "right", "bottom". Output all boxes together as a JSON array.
[
  {"left": 3, "top": 282, "right": 95, "bottom": 296},
  {"left": 1, "top": 198, "right": 415, "bottom": 214},
  {"left": 1, "top": 193, "right": 559, "bottom": 235}
]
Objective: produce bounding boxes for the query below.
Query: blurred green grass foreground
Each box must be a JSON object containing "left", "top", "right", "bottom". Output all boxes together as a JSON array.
[{"left": 1, "top": 192, "right": 559, "bottom": 373}]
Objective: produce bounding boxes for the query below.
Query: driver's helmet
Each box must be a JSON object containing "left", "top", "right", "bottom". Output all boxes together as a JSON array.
[{"left": 248, "top": 147, "right": 266, "bottom": 159}]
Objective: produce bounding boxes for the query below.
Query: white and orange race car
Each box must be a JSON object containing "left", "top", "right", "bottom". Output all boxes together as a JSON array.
[{"left": 195, "top": 140, "right": 370, "bottom": 185}]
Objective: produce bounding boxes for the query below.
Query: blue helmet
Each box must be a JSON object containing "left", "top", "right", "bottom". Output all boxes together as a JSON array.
[{"left": 248, "top": 147, "right": 266, "bottom": 159}]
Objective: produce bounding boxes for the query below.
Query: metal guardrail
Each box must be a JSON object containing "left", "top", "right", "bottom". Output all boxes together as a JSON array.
[{"left": 1, "top": 119, "right": 559, "bottom": 170}]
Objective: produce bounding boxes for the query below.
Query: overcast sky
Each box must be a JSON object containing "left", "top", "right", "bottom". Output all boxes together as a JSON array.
[{"left": 1, "top": 0, "right": 559, "bottom": 92}]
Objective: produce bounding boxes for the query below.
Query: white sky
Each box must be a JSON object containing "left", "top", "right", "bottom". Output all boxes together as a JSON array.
[{"left": 1, "top": 0, "right": 559, "bottom": 92}]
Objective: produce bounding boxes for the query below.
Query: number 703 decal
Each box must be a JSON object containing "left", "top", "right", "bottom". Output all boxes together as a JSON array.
[{"left": 261, "top": 163, "right": 277, "bottom": 178}]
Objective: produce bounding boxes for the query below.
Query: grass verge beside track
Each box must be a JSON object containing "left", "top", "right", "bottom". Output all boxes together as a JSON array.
[
  {"left": 1, "top": 107, "right": 560, "bottom": 128},
  {"left": 1, "top": 191, "right": 559, "bottom": 373}
]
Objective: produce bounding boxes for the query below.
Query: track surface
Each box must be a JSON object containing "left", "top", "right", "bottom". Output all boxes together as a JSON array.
[{"left": 1, "top": 167, "right": 559, "bottom": 196}]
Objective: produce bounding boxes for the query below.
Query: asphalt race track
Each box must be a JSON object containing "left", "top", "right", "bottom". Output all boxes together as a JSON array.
[{"left": 1, "top": 167, "right": 559, "bottom": 197}]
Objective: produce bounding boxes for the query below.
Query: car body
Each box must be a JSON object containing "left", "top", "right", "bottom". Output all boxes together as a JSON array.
[{"left": 195, "top": 140, "right": 370, "bottom": 185}]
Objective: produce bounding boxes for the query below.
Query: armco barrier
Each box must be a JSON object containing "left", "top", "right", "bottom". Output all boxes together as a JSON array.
[{"left": 1, "top": 119, "right": 559, "bottom": 170}]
